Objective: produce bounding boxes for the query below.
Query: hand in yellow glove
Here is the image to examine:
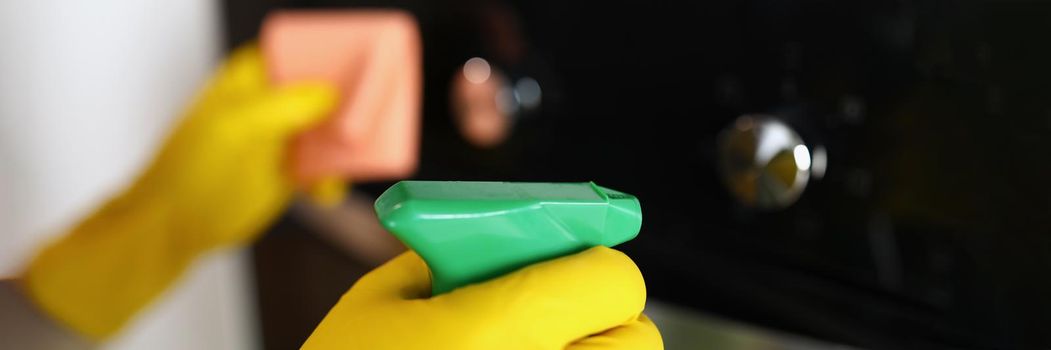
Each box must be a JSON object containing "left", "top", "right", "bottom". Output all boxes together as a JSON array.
[
  {"left": 303, "top": 246, "right": 663, "bottom": 350},
  {"left": 21, "top": 44, "right": 337, "bottom": 340}
]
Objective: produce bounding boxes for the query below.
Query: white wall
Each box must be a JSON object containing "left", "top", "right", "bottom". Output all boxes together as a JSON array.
[{"left": 0, "top": 1, "right": 258, "bottom": 348}]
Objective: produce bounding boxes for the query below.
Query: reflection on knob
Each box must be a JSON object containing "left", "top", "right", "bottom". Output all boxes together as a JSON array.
[
  {"left": 451, "top": 57, "right": 512, "bottom": 148},
  {"left": 718, "top": 115, "right": 811, "bottom": 209}
]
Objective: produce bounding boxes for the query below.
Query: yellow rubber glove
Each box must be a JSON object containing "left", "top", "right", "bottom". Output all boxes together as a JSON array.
[
  {"left": 21, "top": 44, "right": 338, "bottom": 340},
  {"left": 302, "top": 246, "right": 663, "bottom": 350}
]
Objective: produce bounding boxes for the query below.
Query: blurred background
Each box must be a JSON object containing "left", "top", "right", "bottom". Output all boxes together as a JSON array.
[
  {"left": 230, "top": 0, "right": 1051, "bottom": 348},
  {"left": 2, "top": 0, "right": 1049, "bottom": 349}
]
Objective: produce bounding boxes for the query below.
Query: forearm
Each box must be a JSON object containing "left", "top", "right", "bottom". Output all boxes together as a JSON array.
[{"left": 21, "top": 193, "right": 197, "bottom": 340}]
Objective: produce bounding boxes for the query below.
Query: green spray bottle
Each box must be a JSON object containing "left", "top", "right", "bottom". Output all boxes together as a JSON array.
[{"left": 375, "top": 181, "right": 643, "bottom": 295}]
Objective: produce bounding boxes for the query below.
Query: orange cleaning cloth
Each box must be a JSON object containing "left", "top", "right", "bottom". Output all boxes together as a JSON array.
[{"left": 261, "top": 10, "right": 422, "bottom": 185}]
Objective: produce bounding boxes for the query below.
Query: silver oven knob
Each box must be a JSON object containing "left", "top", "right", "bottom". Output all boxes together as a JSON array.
[{"left": 718, "top": 115, "right": 811, "bottom": 209}]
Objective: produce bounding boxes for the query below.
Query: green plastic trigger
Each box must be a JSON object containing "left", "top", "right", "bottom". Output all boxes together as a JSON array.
[{"left": 375, "top": 181, "right": 642, "bottom": 295}]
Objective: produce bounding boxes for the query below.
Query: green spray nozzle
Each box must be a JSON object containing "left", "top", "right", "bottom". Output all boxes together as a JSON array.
[{"left": 375, "top": 181, "right": 642, "bottom": 295}]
